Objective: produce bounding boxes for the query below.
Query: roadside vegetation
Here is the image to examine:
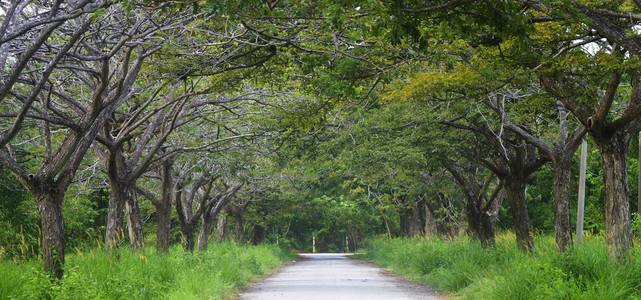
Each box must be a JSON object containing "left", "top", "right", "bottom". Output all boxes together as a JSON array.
[
  {"left": 0, "top": 242, "right": 295, "bottom": 299},
  {"left": 360, "top": 232, "right": 641, "bottom": 299}
]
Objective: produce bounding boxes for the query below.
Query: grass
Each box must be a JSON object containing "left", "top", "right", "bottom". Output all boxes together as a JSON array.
[
  {"left": 358, "top": 232, "right": 641, "bottom": 299},
  {"left": 0, "top": 242, "right": 296, "bottom": 299}
]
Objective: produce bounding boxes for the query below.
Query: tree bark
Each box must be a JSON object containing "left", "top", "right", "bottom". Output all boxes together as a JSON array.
[
  {"left": 197, "top": 209, "right": 216, "bottom": 251},
  {"left": 399, "top": 208, "right": 412, "bottom": 237},
  {"left": 176, "top": 193, "right": 196, "bottom": 252},
  {"left": 233, "top": 210, "right": 244, "bottom": 244},
  {"left": 215, "top": 208, "right": 228, "bottom": 240},
  {"left": 400, "top": 205, "right": 423, "bottom": 237},
  {"left": 552, "top": 154, "right": 574, "bottom": 253},
  {"left": 446, "top": 165, "right": 504, "bottom": 248},
  {"left": 156, "top": 201, "right": 172, "bottom": 253},
  {"left": 597, "top": 136, "right": 634, "bottom": 261},
  {"left": 424, "top": 202, "right": 438, "bottom": 237},
  {"left": 504, "top": 178, "right": 534, "bottom": 253},
  {"left": 105, "top": 182, "right": 127, "bottom": 248},
  {"left": 125, "top": 192, "right": 144, "bottom": 248},
  {"left": 156, "top": 157, "right": 174, "bottom": 253},
  {"left": 466, "top": 199, "right": 491, "bottom": 247},
  {"left": 36, "top": 192, "right": 65, "bottom": 280}
]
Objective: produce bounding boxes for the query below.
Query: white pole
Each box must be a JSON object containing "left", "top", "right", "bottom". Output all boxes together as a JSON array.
[{"left": 576, "top": 139, "right": 587, "bottom": 247}]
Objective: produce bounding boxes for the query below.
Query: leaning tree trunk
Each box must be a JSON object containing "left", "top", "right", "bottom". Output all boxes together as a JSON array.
[
  {"left": 125, "top": 192, "right": 144, "bottom": 248},
  {"left": 504, "top": 178, "right": 534, "bottom": 253},
  {"left": 552, "top": 154, "right": 574, "bottom": 253},
  {"left": 35, "top": 192, "right": 65, "bottom": 280},
  {"left": 597, "top": 137, "right": 634, "bottom": 261}
]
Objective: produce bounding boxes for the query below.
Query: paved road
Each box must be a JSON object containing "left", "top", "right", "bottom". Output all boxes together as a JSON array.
[{"left": 238, "top": 253, "right": 443, "bottom": 300}]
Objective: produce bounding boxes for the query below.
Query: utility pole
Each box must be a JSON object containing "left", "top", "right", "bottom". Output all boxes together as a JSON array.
[
  {"left": 638, "top": 132, "right": 641, "bottom": 216},
  {"left": 576, "top": 139, "right": 587, "bottom": 247}
]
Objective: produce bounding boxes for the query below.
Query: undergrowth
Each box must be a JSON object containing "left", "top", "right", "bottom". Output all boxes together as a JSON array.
[
  {"left": 0, "top": 242, "right": 295, "bottom": 299},
  {"left": 359, "top": 232, "right": 641, "bottom": 299}
]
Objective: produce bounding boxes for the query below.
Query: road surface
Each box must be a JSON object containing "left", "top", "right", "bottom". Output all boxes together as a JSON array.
[{"left": 238, "top": 253, "right": 443, "bottom": 300}]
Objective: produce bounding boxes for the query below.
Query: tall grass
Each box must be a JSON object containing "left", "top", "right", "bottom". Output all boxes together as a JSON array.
[
  {"left": 360, "top": 232, "right": 641, "bottom": 299},
  {"left": 0, "top": 242, "right": 295, "bottom": 299}
]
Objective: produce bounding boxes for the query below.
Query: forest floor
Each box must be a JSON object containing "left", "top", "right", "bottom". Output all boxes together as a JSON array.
[{"left": 238, "top": 253, "right": 444, "bottom": 300}]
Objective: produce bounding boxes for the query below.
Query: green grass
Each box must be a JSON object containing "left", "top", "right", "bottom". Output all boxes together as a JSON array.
[
  {"left": 0, "top": 242, "right": 296, "bottom": 299},
  {"left": 358, "top": 232, "right": 641, "bottom": 299}
]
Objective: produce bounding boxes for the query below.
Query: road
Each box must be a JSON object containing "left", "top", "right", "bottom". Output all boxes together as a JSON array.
[{"left": 238, "top": 253, "right": 443, "bottom": 300}]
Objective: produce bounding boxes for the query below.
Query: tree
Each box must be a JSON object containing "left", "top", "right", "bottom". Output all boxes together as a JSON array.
[
  {"left": 444, "top": 161, "right": 505, "bottom": 248},
  {"left": 0, "top": 5, "right": 174, "bottom": 278},
  {"left": 381, "top": 0, "right": 641, "bottom": 261},
  {"left": 0, "top": 1, "right": 107, "bottom": 148},
  {"left": 96, "top": 78, "right": 215, "bottom": 249}
]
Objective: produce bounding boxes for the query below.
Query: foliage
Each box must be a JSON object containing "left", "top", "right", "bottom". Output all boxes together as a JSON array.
[
  {"left": 0, "top": 188, "right": 38, "bottom": 261},
  {"left": 0, "top": 242, "right": 295, "bottom": 299}
]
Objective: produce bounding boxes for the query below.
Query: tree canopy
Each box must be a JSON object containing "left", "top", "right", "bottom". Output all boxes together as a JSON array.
[{"left": 4, "top": 0, "right": 641, "bottom": 278}]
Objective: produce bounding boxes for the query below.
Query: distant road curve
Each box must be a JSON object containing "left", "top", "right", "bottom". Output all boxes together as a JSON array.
[{"left": 238, "top": 253, "right": 443, "bottom": 300}]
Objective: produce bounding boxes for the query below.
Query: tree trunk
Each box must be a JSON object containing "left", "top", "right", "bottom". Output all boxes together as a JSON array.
[
  {"left": 156, "top": 201, "right": 172, "bottom": 253},
  {"left": 597, "top": 138, "right": 634, "bottom": 261},
  {"left": 399, "top": 205, "right": 422, "bottom": 237},
  {"left": 465, "top": 198, "right": 487, "bottom": 246},
  {"left": 424, "top": 202, "right": 438, "bottom": 237},
  {"left": 197, "top": 209, "right": 216, "bottom": 252},
  {"left": 488, "top": 188, "right": 506, "bottom": 231},
  {"left": 552, "top": 155, "right": 574, "bottom": 253},
  {"left": 156, "top": 158, "right": 174, "bottom": 253},
  {"left": 399, "top": 208, "right": 411, "bottom": 237},
  {"left": 105, "top": 183, "right": 127, "bottom": 248},
  {"left": 215, "top": 208, "right": 228, "bottom": 240},
  {"left": 125, "top": 192, "right": 144, "bottom": 248},
  {"left": 410, "top": 204, "right": 424, "bottom": 236},
  {"left": 504, "top": 178, "right": 534, "bottom": 253},
  {"left": 233, "top": 213, "right": 244, "bottom": 245},
  {"left": 251, "top": 224, "right": 266, "bottom": 245},
  {"left": 36, "top": 192, "right": 65, "bottom": 280},
  {"left": 467, "top": 205, "right": 497, "bottom": 248},
  {"left": 181, "top": 222, "right": 195, "bottom": 252},
  {"left": 175, "top": 188, "right": 195, "bottom": 252},
  {"left": 464, "top": 184, "right": 505, "bottom": 248}
]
